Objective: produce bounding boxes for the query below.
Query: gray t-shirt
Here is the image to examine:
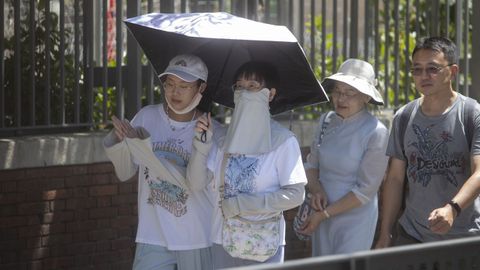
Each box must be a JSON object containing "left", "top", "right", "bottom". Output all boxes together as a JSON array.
[{"left": 387, "top": 93, "right": 480, "bottom": 242}]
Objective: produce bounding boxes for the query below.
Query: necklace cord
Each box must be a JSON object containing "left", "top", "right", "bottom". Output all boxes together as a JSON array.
[{"left": 165, "top": 106, "right": 196, "bottom": 131}]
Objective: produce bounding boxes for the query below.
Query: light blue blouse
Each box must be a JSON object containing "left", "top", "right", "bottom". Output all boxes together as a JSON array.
[{"left": 306, "top": 109, "right": 389, "bottom": 255}]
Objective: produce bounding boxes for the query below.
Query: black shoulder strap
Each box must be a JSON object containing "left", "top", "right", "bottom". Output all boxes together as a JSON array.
[
  {"left": 317, "top": 111, "right": 333, "bottom": 145},
  {"left": 399, "top": 101, "right": 417, "bottom": 159},
  {"left": 463, "top": 97, "right": 478, "bottom": 151}
]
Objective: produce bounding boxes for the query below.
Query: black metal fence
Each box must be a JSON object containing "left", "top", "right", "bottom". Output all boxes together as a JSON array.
[
  {"left": 233, "top": 235, "right": 480, "bottom": 270},
  {"left": 1, "top": 0, "right": 477, "bottom": 136}
]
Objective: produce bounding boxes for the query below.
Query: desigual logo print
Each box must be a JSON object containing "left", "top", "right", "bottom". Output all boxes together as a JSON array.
[{"left": 407, "top": 124, "right": 465, "bottom": 187}]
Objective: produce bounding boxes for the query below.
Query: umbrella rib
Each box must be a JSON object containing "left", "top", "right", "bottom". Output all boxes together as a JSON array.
[{"left": 210, "top": 43, "right": 233, "bottom": 111}]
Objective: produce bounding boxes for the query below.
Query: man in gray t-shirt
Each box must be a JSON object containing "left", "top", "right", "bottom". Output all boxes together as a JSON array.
[{"left": 375, "top": 37, "right": 480, "bottom": 248}]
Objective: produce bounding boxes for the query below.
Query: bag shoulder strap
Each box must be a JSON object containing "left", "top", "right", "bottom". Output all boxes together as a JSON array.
[
  {"left": 398, "top": 101, "right": 417, "bottom": 159},
  {"left": 317, "top": 111, "right": 333, "bottom": 145},
  {"left": 463, "top": 96, "right": 478, "bottom": 151}
]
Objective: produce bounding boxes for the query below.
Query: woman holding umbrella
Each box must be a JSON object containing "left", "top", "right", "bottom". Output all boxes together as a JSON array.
[
  {"left": 191, "top": 61, "right": 307, "bottom": 268},
  {"left": 297, "top": 59, "right": 389, "bottom": 255},
  {"left": 103, "top": 54, "right": 216, "bottom": 270}
]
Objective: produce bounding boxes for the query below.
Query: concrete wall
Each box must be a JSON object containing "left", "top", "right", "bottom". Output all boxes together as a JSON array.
[{"left": 0, "top": 131, "right": 314, "bottom": 269}]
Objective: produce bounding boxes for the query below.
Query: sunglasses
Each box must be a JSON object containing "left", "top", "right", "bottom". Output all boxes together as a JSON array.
[{"left": 410, "top": 64, "right": 454, "bottom": 76}]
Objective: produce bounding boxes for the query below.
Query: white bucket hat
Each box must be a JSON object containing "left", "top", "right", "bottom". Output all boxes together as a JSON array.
[
  {"left": 159, "top": 54, "right": 208, "bottom": 82},
  {"left": 322, "top": 58, "right": 384, "bottom": 105}
]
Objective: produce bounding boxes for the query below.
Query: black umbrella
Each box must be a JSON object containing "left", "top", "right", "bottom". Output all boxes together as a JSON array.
[{"left": 124, "top": 12, "right": 328, "bottom": 115}]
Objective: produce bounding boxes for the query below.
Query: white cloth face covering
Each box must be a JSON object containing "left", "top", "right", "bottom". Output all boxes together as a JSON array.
[{"left": 224, "top": 88, "right": 272, "bottom": 155}]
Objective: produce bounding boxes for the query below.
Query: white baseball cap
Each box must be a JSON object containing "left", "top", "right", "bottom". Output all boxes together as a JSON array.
[
  {"left": 159, "top": 54, "right": 208, "bottom": 82},
  {"left": 322, "top": 58, "right": 384, "bottom": 105}
]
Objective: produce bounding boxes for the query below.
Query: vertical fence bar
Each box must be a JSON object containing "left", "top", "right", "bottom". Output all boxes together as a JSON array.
[
  {"left": 374, "top": 0, "right": 379, "bottom": 80},
  {"left": 298, "top": 0, "right": 304, "bottom": 47},
  {"left": 181, "top": 0, "right": 187, "bottom": 12},
  {"left": 404, "top": 0, "right": 411, "bottom": 103},
  {"left": 60, "top": 0, "right": 65, "bottom": 124},
  {"left": 45, "top": 0, "right": 51, "bottom": 125},
  {"left": 455, "top": 0, "right": 462, "bottom": 91},
  {"left": 74, "top": 0, "right": 80, "bottom": 123},
  {"left": 146, "top": 0, "right": 155, "bottom": 105},
  {"left": 343, "top": 0, "right": 348, "bottom": 58},
  {"left": 446, "top": 0, "right": 450, "bottom": 37},
  {"left": 463, "top": 0, "right": 469, "bottom": 96},
  {"left": 126, "top": 0, "right": 142, "bottom": 120},
  {"left": 276, "top": 0, "right": 280, "bottom": 25},
  {"left": 309, "top": 0, "right": 315, "bottom": 68},
  {"left": 384, "top": 0, "right": 390, "bottom": 107},
  {"left": 102, "top": 0, "right": 108, "bottom": 124},
  {"left": 393, "top": 0, "right": 399, "bottom": 107},
  {"left": 321, "top": 0, "right": 326, "bottom": 78},
  {"left": 14, "top": 0, "right": 21, "bottom": 127},
  {"left": 264, "top": 0, "right": 270, "bottom": 22},
  {"left": 364, "top": 0, "right": 370, "bottom": 60},
  {"left": 349, "top": 0, "right": 358, "bottom": 58},
  {"left": 363, "top": 0, "right": 370, "bottom": 61},
  {"left": 84, "top": 0, "right": 94, "bottom": 124},
  {"left": 288, "top": 0, "right": 293, "bottom": 30},
  {"left": 115, "top": 0, "right": 123, "bottom": 118},
  {"left": 432, "top": 0, "right": 439, "bottom": 36},
  {"left": 160, "top": 0, "right": 175, "bottom": 12},
  {"left": 0, "top": 0, "right": 4, "bottom": 128},
  {"left": 471, "top": 0, "right": 480, "bottom": 101},
  {"left": 332, "top": 0, "right": 338, "bottom": 71},
  {"left": 30, "top": 0, "right": 36, "bottom": 126},
  {"left": 415, "top": 0, "right": 420, "bottom": 43},
  {"left": 219, "top": 0, "right": 225, "bottom": 12}
]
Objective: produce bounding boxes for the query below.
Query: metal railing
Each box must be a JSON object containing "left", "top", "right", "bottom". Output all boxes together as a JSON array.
[
  {"left": 1, "top": 0, "right": 477, "bottom": 136},
  {"left": 233, "top": 236, "right": 480, "bottom": 270}
]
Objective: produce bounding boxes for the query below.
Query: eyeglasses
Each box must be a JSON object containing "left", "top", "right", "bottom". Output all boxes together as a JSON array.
[
  {"left": 410, "top": 64, "right": 454, "bottom": 76},
  {"left": 231, "top": 80, "right": 264, "bottom": 92},
  {"left": 331, "top": 90, "right": 358, "bottom": 100},
  {"left": 163, "top": 81, "right": 197, "bottom": 94}
]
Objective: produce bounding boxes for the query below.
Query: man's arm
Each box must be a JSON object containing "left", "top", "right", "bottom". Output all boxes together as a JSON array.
[
  {"left": 374, "top": 157, "right": 407, "bottom": 249},
  {"left": 428, "top": 155, "right": 480, "bottom": 234}
]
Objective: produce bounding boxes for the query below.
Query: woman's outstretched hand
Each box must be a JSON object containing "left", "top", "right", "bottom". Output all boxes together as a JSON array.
[{"left": 111, "top": 115, "right": 139, "bottom": 141}]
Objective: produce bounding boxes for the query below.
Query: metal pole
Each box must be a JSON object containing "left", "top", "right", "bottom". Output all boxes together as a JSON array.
[
  {"left": 472, "top": 0, "right": 480, "bottom": 101},
  {"left": 126, "top": 0, "right": 142, "bottom": 120}
]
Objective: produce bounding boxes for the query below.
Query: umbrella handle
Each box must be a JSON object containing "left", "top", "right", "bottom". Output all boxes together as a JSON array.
[
  {"left": 200, "top": 129, "right": 208, "bottom": 143},
  {"left": 200, "top": 104, "right": 212, "bottom": 143}
]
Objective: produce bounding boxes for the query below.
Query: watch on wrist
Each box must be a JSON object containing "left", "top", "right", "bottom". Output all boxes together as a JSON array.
[{"left": 448, "top": 200, "right": 461, "bottom": 216}]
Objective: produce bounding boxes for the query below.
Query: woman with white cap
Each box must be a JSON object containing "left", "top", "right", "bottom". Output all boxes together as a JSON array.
[
  {"left": 103, "top": 54, "right": 216, "bottom": 269},
  {"left": 298, "top": 59, "right": 389, "bottom": 255}
]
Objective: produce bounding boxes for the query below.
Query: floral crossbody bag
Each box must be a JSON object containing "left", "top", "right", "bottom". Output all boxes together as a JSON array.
[{"left": 220, "top": 153, "right": 282, "bottom": 262}]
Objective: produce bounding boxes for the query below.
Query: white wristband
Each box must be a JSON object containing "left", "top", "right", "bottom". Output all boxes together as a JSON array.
[{"left": 323, "top": 209, "right": 331, "bottom": 219}]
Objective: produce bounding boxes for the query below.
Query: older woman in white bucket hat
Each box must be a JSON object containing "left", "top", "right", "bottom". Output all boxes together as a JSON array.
[{"left": 298, "top": 59, "right": 389, "bottom": 255}]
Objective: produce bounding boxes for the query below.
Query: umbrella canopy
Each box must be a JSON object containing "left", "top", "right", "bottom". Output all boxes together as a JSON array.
[{"left": 124, "top": 12, "right": 328, "bottom": 115}]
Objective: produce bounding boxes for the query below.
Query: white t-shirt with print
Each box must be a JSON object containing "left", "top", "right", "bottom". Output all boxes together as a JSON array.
[
  {"left": 131, "top": 104, "right": 213, "bottom": 250},
  {"left": 207, "top": 135, "right": 307, "bottom": 245}
]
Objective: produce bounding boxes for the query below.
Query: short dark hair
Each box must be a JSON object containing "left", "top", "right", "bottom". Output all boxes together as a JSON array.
[
  {"left": 412, "top": 37, "right": 458, "bottom": 64},
  {"left": 233, "top": 61, "right": 279, "bottom": 89}
]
